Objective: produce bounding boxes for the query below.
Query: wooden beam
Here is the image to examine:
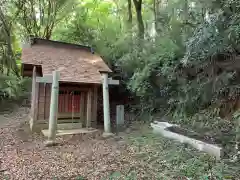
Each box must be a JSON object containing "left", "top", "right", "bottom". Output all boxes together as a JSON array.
[
  {"left": 101, "top": 77, "right": 119, "bottom": 85},
  {"left": 86, "top": 89, "right": 92, "bottom": 128},
  {"left": 37, "top": 75, "right": 119, "bottom": 85},
  {"left": 107, "top": 77, "right": 119, "bottom": 85},
  {"left": 36, "top": 74, "right": 54, "bottom": 83}
]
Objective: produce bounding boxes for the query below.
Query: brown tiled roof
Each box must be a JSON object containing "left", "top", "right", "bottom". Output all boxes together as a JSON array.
[{"left": 21, "top": 38, "right": 112, "bottom": 84}]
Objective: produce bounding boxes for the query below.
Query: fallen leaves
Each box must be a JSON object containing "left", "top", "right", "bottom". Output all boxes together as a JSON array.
[{"left": 0, "top": 107, "right": 149, "bottom": 180}]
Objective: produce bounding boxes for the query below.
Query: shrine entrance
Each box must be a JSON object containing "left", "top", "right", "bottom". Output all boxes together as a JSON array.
[{"left": 58, "top": 89, "right": 82, "bottom": 119}]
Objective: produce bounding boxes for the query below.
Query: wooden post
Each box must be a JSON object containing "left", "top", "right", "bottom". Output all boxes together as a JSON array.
[
  {"left": 92, "top": 85, "right": 98, "bottom": 128},
  {"left": 102, "top": 73, "right": 111, "bottom": 133},
  {"left": 86, "top": 89, "right": 92, "bottom": 128},
  {"left": 80, "top": 91, "right": 85, "bottom": 124},
  {"left": 43, "top": 83, "right": 46, "bottom": 119},
  {"left": 116, "top": 105, "right": 124, "bottom": 133},
  {"left": 30, "top": 66, "right": 36, "bottom": 131},
  {"left": 47, "top": 71, "right": 59, "bottom": 145},
  {"left": 34, "top": 82, "right": 39, "bottom": 121},
  {"left": 116, "top": 105, "right": 124, "bottom": 125}
]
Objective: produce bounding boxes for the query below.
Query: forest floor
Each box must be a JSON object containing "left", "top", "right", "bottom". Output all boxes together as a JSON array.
[{"left": 0, "top": 107, "right": 239, "bottom": 180}]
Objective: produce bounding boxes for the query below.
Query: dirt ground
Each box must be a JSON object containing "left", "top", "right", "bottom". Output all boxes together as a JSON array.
[{"left": 0, "top": 107, "right": 149, "bottom": 180}]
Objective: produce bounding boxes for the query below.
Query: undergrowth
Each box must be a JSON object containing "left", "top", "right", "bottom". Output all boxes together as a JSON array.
[
  {"left": 170, "top": 108, "right": 237, "bottom": 158},
  {"left": 106, "top": 126, "right": 240, "bottom": 180}
]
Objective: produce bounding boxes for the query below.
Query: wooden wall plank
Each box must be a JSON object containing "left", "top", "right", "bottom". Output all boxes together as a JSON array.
[
  {"left": 80, "top": 92, "right": 85, "bottom": 124},
  {"left": 37, "top": 83, "right": 47, "bottom": 120},
  {"left": 34, "top": 82, "right": 39, "bottom": 121},
  {"left": 86, "top": 89, "right": 93, "bottom": 128},
  {"left": 31, "top": 66, "right": 36, "bottom": 118}
]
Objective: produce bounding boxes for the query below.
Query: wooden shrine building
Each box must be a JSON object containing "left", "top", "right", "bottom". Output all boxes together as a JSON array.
[{"left": 21, "top": 38, "right": 116, "bottom": 134}]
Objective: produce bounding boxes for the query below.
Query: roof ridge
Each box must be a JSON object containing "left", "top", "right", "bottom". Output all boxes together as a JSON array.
[{"left": 31, "top": 37, "right": 93, "bottom": 52}]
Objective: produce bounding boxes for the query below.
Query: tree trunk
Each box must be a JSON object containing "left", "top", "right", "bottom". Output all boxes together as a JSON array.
[
  {"left": 133, "top": 0, "right": 144, "bottom": 38},
  {"left": 127, "top": 0, "right": 132, "bottom": 25},
  {"left": 0, "top": 8, "right": 19, "bottom": 76},
  {"left": 235, "top": 117, "right": 240, "bottom": 160},
  {"left": 113, "top": 0, "right": 123, "bottom": 30},
  {"left": 182, "top": 0, "right": 189, "bottom": 42},
  {"left": 153, "top": 0, "right": 161, "bottom": 34},
  {"left": 184, "top": 0, "right": 188, "bottom": 24}
]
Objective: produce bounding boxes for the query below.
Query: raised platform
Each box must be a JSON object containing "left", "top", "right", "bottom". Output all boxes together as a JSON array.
[
  {"left": 57, "top": 122, "right": 82, "bottom": 130},
  {"left": 41, "top": 128, "right": 98, "bottom": 137}
]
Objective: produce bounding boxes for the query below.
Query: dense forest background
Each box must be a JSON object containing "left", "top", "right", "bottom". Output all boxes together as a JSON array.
[{"left": 1, "top": 0, "right": 240, "bottom": 162}]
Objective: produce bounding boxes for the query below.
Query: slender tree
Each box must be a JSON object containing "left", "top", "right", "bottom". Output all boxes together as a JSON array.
[
  {"left": 0, "top": 7, "right": 18, "bottom": 76},
  {"left": 14, "top": 0, "right": 76, "bottom": 39},
  {"left": 127, "top": 0, "right": 132, "bottom": 26},
  {"left": 153, "top": 0, "right": 161, "bottom": 34},
  {"left": 133, "top": 0, "right": 144, "bottom": 38}
]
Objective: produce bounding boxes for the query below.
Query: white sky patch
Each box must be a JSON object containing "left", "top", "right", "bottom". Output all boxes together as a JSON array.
[
  {"left": 190, "top": 2, "right": 196, "bottom": 8},
  {"left": 36, "top": 12, "right": 40, "bottom": 19}
]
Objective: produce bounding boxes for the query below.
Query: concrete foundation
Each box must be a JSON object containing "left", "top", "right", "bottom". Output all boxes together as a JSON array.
[
  {"left": 42, "top": 128, "right": 98, "bottom": 137},
  {"left": 151, "top": 121, "right": 222, "bottom": 160}
]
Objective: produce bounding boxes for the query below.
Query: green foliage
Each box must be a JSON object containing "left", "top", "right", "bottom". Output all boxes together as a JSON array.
[
  {"left": 0, "top": 74, "right": 31, "bottom": 100},
  {"left": 106, "top": 171, "right": 137, "bottom": 180},
  {"left": 50, "top": 0, "right": 240, "bottom": 127},
  {"left": 0, "top": 8, "right": 19, "bottom": 75},
  {"left": 75, "top": 176, "right": 86, "bottom": 180},
  {"left": 122, "top": 37, "right": 180, "bottom": 97},
  {"left": 12, "top": 0, "right": 77, "bottom": 39}
]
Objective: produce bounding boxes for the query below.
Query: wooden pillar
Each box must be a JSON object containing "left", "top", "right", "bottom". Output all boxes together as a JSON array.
[
  {"left": 30, "top": 66, "right": 36, "bottom": 131},
  {"left": 102, "top": 73, "right": 111, "bottom": 133},
  {"left": 86, "top": 89, "right": 92, "bottom": 128},
  {"left": 47, "top": 71, "right": 59, "bottom": 145},
  {"left": 92, "top": 85, "right": 98, "bottom": 128},
  {"left": 43, "top": 83, "right": 46, "bottom": 119},
  {"left": 80, "top": 91, "right": 85, "bottom": 123}
]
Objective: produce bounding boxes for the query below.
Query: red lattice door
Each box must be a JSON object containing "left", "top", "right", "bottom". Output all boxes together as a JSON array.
[{"left": 58, "top": 90, "right": 81, "bottom": 119}]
